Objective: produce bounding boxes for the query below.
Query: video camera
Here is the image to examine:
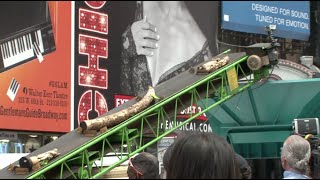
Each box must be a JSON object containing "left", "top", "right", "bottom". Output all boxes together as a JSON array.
[{"left": 293, "top": 118, "right": 320, "bottom": 136}]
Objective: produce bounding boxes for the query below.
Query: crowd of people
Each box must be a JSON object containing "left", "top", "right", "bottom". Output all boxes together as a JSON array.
[{"left": 126, "top": 132, "right": 312, "bottom": 179}]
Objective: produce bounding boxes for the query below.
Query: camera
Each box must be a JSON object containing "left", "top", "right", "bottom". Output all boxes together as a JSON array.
[{"left": 293, "top": 118, "right": 320, "bottom": 135}]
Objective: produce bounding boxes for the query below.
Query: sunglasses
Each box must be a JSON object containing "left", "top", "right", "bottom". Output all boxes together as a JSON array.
[{"left": 128, "top": 157, "right": 144, "bottom": 176}]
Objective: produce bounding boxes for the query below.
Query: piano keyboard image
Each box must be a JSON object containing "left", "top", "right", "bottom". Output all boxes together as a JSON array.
[
  {"left": 0, "top": 1, "right": 56, "bottom": 74},
  {"left": 6, "top": 78, "right": 20, "bottom": 101},
  {"left": 1, "top": 30, "right": 45, "bottom": 69}
]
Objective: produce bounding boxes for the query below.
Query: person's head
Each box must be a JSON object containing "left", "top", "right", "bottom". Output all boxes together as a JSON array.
[
  {"left": 160, "top": 130, "right": 188, "bottom": 178},
  {"left": 166, "top": 132, "right": 240, "bottom": 179},
  {"left": 281, "top": 135, "right": 311, "bottom": 175},
  {"left": 235, "top": 153, "right": 252, "bottom": 179},
  {"left": 127, "top": 152, "right": 160, "bottom": 179}
]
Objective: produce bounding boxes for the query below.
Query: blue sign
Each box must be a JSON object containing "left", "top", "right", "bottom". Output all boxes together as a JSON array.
[{"left": 221, "top": 1, "right": 310, "bottom": 41}]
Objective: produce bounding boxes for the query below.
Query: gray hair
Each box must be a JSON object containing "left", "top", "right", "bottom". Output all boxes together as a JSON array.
[{"left": 281, "top": 135, "right": 311, "bottom": 173}]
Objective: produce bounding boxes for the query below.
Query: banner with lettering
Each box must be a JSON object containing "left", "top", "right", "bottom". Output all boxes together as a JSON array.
[
  {"left": 73, "top": 1, "right": 129, "bottom": 128},
  {"left": 221, "top": 1, "right": 310, "bottom": 41},
  {"left": 0, "top": 2, "right": 72, "bottom": 132}
]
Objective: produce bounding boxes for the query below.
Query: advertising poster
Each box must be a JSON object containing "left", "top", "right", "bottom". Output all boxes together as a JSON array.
[
  {"left": 0, "top": 2, "right": 72, "bottom": 132},
  {"left": 0, "top": 1, "right": 218, "bottom": 133},
  {"left": 74, "top": 1, "right": 219, "bottom": 132},
  {"left": 222, "top": 1, "right": 310, "bottom": 41}
]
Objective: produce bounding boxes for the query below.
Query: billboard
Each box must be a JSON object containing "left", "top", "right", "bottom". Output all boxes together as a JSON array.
[
  {"left": 0, "top": 1, "right": 219, "bottom": 133},
  {"left": 0, "top": 2, "right": 72, "bottom": 132},
  {"left": 74, "top": 1, "right": 219, "bottom": 132},
  {"left": 222, "top": 1, "right": 310, "bottom": 41}
]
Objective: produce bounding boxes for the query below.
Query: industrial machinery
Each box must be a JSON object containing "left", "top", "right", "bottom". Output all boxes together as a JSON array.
[
  {"left": 1, "top": 25, "right": 309, "bottom": 179},
  {"left": 0, "top": 51, "right": 273, "bottom": 179}
]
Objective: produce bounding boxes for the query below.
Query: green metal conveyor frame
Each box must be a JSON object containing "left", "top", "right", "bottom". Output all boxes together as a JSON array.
[{"left": 0, "top": 50, "right": 265, "bottom": 179}]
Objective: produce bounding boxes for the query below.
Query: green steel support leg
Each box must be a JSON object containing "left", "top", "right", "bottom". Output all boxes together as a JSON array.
[
  {"left": 140, "top": 118, "right": 144, "bottom": 148},
  {"left": 100, "top": 140, "right": 106, "bottom": 170}
]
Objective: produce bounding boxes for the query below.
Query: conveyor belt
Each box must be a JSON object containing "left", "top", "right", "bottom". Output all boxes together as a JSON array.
[{"left": 0, "top": 52, "right": 248, "bottom": 179}]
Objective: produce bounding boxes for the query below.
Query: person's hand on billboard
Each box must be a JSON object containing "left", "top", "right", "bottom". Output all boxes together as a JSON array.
[{"left": 131, "top": 16, "right": 160, "bottom": 57}]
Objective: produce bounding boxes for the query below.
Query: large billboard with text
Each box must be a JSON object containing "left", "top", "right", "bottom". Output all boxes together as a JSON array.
[
  {"left": 0, "top": 2, "right": 72, "bottom": 132},
  {"left": 222, "top": 1, "right": 310, "bottom": 41}
]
